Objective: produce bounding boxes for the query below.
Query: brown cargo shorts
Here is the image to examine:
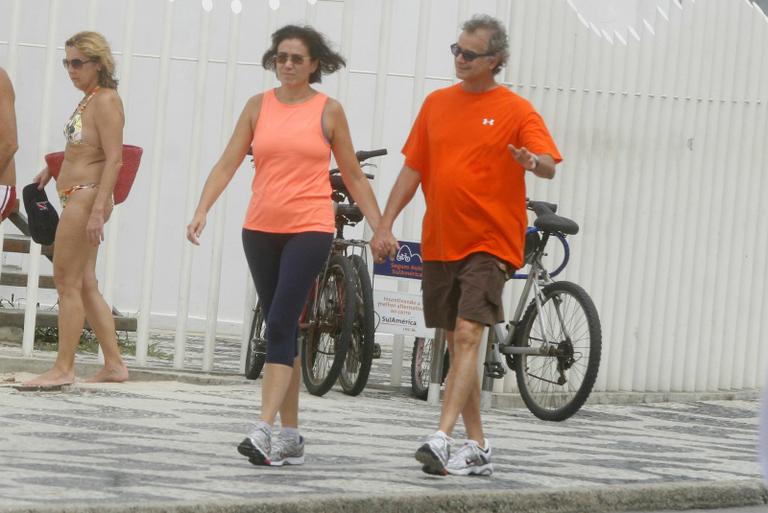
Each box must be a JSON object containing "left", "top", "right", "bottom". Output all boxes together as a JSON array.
[{"left": 422, "top": 252, "right": 512, "bottom": 331}]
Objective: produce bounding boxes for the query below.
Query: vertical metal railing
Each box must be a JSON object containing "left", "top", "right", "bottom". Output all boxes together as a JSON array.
[
  {"left": 21, "top": 0, "right": 60, "bottom": 357},
  {"left": 174, "top": 8, "right": 212, "bottom": 370},
  {"left": 100, "top": 0, "right": 137, "bottom": 365},
  {"left": 135, "top": 0, "right": 175, "bottom": 366},
  {"left": 201, "top": 9, "right": 241, "bottom": 373}
]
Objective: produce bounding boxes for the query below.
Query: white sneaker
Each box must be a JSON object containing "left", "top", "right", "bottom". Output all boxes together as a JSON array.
[
  {"left": 446, "top": 438, "right": 493, "bottom": 476},
  {"left": 415, "top": 431, "right": 452, "bottom": 476},
  {"left": 237, "top": 420, "right": 272, "bottom": 466},
  {"left": 270, "top": 433, "right": 305, "bottom": 466}
]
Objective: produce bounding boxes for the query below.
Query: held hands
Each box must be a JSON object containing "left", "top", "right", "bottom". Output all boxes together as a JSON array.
[
  {"left": 370, "top": 225, "right": 398, "bottom": 263},
  {"left": 508, "top": 144, "right": 538, "bottom": 171},
  {"left": 186, "top": 211, "right": 207, "bottom": 246}
]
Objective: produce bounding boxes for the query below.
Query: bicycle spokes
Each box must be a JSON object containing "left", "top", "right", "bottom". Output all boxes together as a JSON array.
[{"left": 515, "top": 282, "right": 601, "bottom": 421}]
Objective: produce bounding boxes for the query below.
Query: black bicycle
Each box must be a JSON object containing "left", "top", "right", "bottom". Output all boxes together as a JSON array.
[{"left": 326, "top": 149, "right": 385, "bottom": 396}]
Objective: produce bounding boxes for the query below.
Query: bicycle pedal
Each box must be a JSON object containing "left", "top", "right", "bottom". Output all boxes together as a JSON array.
[
  {"left": 483, "top": 361, "right": 506, "bottom": 379},
  {"left": 372, "top": 342, "right": 381, "bottom": 359}
]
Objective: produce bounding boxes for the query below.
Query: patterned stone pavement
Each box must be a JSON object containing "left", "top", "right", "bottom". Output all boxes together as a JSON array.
[
  {"left": 0, "top": 373, "right": 762, "bottom": 511},
  {"left": 0, "top": 332, "right": 415, "bottom": 389}
]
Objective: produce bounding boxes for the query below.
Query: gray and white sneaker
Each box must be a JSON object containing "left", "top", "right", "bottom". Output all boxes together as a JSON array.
[
  {"left": 269, "top": 432, "right": 305, "bottom": 466},
  {"left": 415, "top": 431, "right": 452, "bottom": 476},
  {"left": 237, "top": 420, "right": 272, "bottom": 466},
  {"left": 446, "top": 438, "right": 493, "bottom": 476}
]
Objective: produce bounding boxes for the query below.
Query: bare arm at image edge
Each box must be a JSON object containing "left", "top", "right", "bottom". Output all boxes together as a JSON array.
[{"left": 0, "top": 69, "right": 19, "bottom": 183}]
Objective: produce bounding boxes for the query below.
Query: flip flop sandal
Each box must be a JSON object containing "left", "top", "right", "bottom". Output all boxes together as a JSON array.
[{"left": 12, "top": 384, "right": 71, "bottom": 392}]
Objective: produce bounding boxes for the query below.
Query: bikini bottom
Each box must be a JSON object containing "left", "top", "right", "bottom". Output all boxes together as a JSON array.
[{"left": 58, "top": 183, "right": 98, "bottom": 208}]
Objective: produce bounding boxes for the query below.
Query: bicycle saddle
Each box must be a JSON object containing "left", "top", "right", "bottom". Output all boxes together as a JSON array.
[
  {"left": 336, "top": 204, "right": 363, "bottom": 224},
  {"left": 528, "top": 201, "right": 579, "bottom": 235}
]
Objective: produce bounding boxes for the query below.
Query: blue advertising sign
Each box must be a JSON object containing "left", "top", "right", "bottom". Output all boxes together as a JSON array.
[{"left": 373, "top": 240, "right": 423, "bottom": 280}]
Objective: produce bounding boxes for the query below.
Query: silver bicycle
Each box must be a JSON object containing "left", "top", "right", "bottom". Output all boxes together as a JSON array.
[{"left": 412, "top": 200, "right": 602, "bottom": 421}]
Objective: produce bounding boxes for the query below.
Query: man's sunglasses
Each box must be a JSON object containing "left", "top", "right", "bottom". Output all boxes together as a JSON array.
[
  {"left": 450, "top": 43, "right": 495, "bottom": 62},
  {"left": 275, "top": 52, "right": 308, "bottom": 65},
  {"left": 62, "top": 58, "right": 96, "bottom": 70}
]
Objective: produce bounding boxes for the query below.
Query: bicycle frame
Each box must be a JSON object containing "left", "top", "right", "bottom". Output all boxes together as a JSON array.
[{"left": 489, "top": 231, "right": 574, "bottom": 361}]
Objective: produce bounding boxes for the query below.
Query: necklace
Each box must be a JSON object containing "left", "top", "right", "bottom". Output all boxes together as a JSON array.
[{"left": 77, "top": 86, "right": 101, "bottom": 113}]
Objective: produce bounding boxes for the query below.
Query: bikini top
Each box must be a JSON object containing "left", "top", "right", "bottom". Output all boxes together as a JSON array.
[{"left": 64, "top": 86, "right": 100, "bottom": 146}]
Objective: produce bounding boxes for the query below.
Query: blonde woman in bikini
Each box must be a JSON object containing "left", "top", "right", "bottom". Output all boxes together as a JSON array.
[{"left": 25, "top": 32, "right": 128, "bottom": 387}]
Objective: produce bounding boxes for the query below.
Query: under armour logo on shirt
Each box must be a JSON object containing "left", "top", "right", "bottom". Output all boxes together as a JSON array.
[{"left": 482, "top": 118, "right": 495, "bottom": 126}]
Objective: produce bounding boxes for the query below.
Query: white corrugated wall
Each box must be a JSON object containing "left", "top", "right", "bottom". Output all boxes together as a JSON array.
[{"left": 0, "top": 0, "right": 766, "bottom": 392}]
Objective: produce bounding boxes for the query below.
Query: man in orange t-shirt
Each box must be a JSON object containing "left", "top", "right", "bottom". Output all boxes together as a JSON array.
[{"left": 372, "top": 14, "right": 562, "bottom": 477}]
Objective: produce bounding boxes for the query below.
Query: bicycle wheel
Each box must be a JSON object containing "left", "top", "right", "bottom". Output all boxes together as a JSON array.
[
  {"left": 301, "top": 253, "right": 356, "bottom": 396},
  {"left": 244, "top": 301, "right": 267, "bottom": 380},
  {"left": 339, "top": 255, "right": 375, "bottom": 396},
  {"left": 514, "top": 281, "right": 601, "bottom": 421},
  {"left": 410, "top": 337, "right": 450, "bottom": 400}
]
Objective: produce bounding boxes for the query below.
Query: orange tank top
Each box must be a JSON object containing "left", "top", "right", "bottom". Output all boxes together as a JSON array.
[{"left": 245, "top": 89, "right": 334, "bottom": 233}]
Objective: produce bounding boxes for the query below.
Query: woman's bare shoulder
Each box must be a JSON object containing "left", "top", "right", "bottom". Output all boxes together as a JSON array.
[
  {"left": 323, "top": 96, "right": 343, "bottom": 113},
  {"left": 93, "top": 88, "right": 123, "bottom": 110},
  {"left": 246, "top": 93, "right": 264, "bottom": 110}
]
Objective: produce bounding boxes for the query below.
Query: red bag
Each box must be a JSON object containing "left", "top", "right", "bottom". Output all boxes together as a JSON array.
[{"left": 44, "top": 144, "right": 143, "bottom": 205}]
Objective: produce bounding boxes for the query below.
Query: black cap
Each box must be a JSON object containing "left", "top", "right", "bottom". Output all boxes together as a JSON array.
[{"left": 22, "top": 183, "right": 58, "bottom": 246}]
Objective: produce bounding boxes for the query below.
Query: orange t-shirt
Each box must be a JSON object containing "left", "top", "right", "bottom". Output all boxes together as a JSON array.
[
  {"left": 402, "top": 84, "right": 563, "bottom": 269},
  {"left": 245, "top": 89, "right": 335, "bottom": 233}
]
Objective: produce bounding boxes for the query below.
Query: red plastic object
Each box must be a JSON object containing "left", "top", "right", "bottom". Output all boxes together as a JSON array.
[{"left": 44, "top": 144, "right": 143, "bottom": 205}]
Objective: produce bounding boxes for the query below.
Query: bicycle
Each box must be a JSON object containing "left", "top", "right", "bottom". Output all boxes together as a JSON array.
[
  {"left": 327, "top": 151, "right": 386, "bottom": 396},
  {"left": 244, "top": 149, "right": 386, "bottom": 399},
  {"left": 410, "top": 200, "right": 602, "bottom": 421}
]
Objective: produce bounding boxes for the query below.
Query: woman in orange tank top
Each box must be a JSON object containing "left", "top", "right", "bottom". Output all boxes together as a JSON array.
[{"left": 187, "top": 25, "right": 391, "bottom": 467}]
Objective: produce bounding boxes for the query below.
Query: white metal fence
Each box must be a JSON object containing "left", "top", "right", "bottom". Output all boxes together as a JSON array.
[{"left": 0, "top": 0, "right": 766, "bottom": 393}]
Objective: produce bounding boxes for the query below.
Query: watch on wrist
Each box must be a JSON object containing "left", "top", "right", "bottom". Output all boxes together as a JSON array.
[{"left": 529, "top": 153, "right": 540, "bottom": 171}]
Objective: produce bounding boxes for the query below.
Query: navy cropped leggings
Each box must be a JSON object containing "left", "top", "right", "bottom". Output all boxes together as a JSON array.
[{"left": 242, "top": 229, "right": 333, "bottom": 367}]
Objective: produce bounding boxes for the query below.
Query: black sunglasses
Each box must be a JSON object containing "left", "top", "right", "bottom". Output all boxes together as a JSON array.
[
  {"left": 275, "top": 52, "right": 308, "bottom": 65},
  {"left": 62, "top": 58, "right": 96, "bottom": 70},
  {"left": 450, "top": 43, "right": 495, "bottom": 62}
]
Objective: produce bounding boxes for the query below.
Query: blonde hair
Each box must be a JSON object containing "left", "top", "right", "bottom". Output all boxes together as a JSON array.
[{"left": 65, "top": 31, "right": 118, "bottom": 89}]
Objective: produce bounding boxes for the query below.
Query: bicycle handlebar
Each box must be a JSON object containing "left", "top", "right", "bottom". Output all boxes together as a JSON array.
[
  {"left": 246, "top": 147, "right": 386, "bottom": 161},
  {"left": 527, "top": 200, "right": 558, "bottom": 215},
  {"left": 329, "top": 149, "right": 386, "bottom": 179},
  {"left": 329, "top": 148, "right": 387, "bottom": 222},
  {"left": 355, "top": 148, "right": 387, "bottom": 161}
]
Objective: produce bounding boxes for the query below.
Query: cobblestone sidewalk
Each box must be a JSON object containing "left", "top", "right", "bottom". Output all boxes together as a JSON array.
[{"left": 0, "top": 376, "right": 762, "bottom": 512}]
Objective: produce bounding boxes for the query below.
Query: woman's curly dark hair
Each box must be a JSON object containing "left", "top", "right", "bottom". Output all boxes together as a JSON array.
[{"left": 261, "top": 25, "right": 346, "bottom": 84}]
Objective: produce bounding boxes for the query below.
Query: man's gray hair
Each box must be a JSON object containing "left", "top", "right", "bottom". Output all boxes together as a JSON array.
[{"left": 462, "top": 14, "right": 509, "bottom": 75}]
